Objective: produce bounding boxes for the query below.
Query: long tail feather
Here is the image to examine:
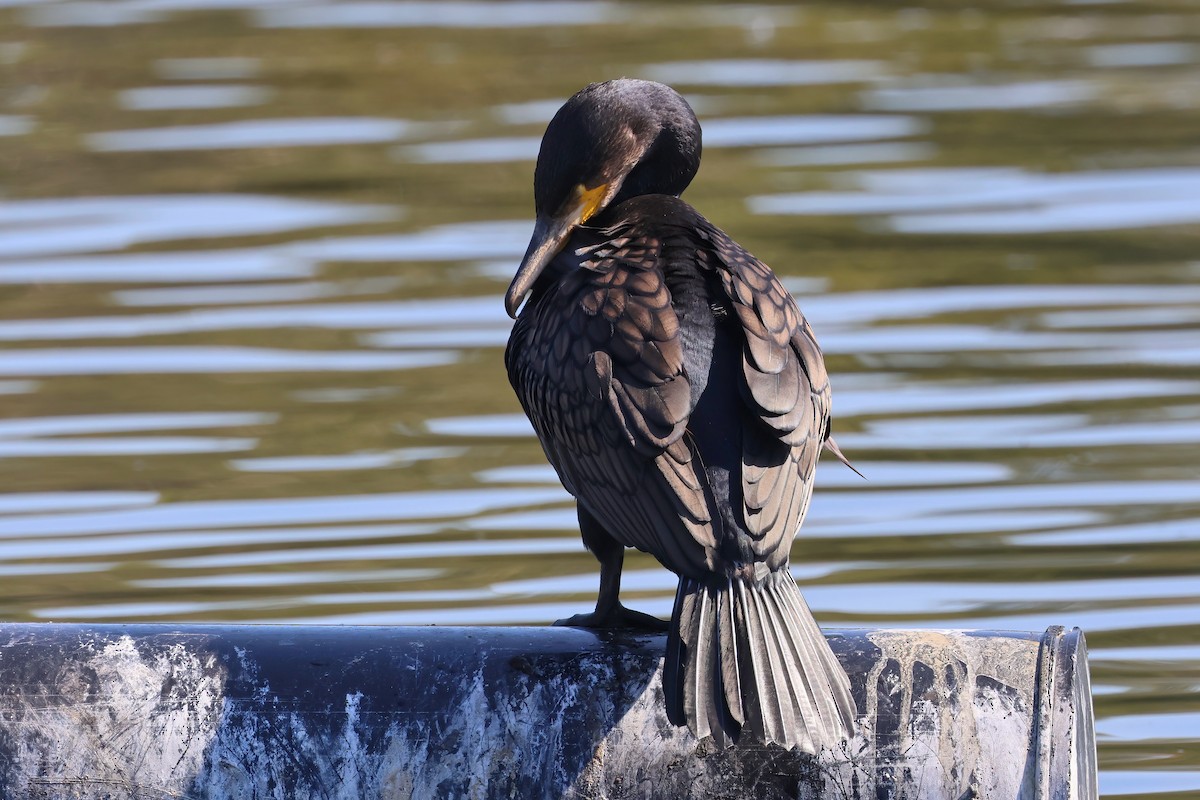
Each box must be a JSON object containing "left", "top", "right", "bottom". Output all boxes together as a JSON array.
[
  {"left": 823, "top": 435, "right": 866, "bottom": 480},
  {"left": 665, "top": 571, "right": 856, "bottom": 752}
]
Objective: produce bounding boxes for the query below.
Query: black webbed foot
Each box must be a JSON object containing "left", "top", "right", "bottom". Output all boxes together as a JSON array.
[{"left": 554, "top": 603, "right": 669, "bottom": 631}]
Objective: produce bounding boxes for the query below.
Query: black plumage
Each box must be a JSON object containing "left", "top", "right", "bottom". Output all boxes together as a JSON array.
[{"left": 504, "top": 79, "right": 856, "bottom": 752}]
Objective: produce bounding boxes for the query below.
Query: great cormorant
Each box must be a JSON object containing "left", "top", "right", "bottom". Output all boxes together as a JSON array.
[{"left": 504, "top": 79, "right": 856, "bottom": 752}]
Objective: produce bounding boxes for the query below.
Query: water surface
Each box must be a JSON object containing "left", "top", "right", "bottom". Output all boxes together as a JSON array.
[{"left": 1, "top": 1, "right": 1198, "bottom": 795}]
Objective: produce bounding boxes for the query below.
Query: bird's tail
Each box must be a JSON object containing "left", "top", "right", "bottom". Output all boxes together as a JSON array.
[{"left": 664, "top": 569, "right": 856, "bottom": 752}]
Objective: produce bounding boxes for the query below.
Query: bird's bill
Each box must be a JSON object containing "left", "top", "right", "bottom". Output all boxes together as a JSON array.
[
  {"left": 505, "top": 215, "right": 570, "bottom": 318},
  {"left": 504, "top": 183, "right": 610, "bottom": 318}
]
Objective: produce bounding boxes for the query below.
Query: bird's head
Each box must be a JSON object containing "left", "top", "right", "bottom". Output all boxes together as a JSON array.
[{"left": 504, "top": 79, "right": 702, "bottom": 318}]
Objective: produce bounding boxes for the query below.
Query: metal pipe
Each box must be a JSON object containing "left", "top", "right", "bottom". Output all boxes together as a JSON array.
[{"left": 0, "top": 624, "right": 1095, "bottom": 799}]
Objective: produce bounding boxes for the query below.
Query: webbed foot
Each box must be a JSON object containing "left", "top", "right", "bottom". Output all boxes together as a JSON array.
[{"left": 554, "top": 603, "right": 669, "bottom": 631}]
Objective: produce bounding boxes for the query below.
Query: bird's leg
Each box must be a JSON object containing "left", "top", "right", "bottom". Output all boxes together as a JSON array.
[{"left": 555, "top": 506, "right": 669, "bottom": 631}]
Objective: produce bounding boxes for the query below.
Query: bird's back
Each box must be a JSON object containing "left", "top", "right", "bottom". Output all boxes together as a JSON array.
[{"left": 506, "top": 193, "right": 828, "bottom": 577}]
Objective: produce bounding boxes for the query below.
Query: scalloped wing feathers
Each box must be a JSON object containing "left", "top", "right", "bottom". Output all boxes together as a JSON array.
[{"left": 506, "top": 196, "right": 830, "bottom": 576}]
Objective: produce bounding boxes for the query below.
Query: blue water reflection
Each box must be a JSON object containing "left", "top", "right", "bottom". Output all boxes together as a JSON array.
[
  {"left": 0, "top": 437, "right": 258, "bottom": 458},
  {"left": 861, "top": 79, "right": 1097, "bottom": 112},
  {"left": 1101, "top": 772, "right": 1200, "bottom": 798},
  {"left": 750, "top": 167, "right": 1200, "bottom": 232},
  {"left": 0, "top": 486, "right": 570, "bottom": 538},
  {"left": 0, "top": 523, "right": 438, "bottom": 560},
  {"left": 111, "top": 280, "right": 395, "bottom": 306},
  {"left": 702, "top": 114, "right": 924, "bottom": 147},
  {"left": 256, "top": 1, "right": 621, "bottom": 29},
  {"left": 230, "top": 447, "right": 462, "bottom": 472},
  {"left": 0, "top": 116, "right": 34, "bottom": 136},
  {"left": 0, "top": 195, "right": 391, "bottom": 258},
  {"left": 645, "top": 59, "right": 886, "bottom": 87},
  {"left": 0, "top": 250, "right": 317, "bottom": 284},
  {"left": 398, "top": 136, "right": 539, "bottom": 164},
  {"left": 130, "top": 569, "right": 439, "bottom": 589},
  {"left": 1085, "top": 42, "right": 1200, "bottom": 68},
  {"left": 0, "top": 411, "right": 274, "bottom": 438},
  {"left": 0, "top": 346, "right": 456, "bottom": 375},
  {"left": 89, "top": 117, "right": 413, "bottom": 151},
  {"left": 118, "top": 85, "right": 272, "bottom": 111},
  {"left": 758, "top": 142, "right": 936, "bottom": 166},
  {"left": 0, "top": 492, "right": 158, "bottom": 515}
]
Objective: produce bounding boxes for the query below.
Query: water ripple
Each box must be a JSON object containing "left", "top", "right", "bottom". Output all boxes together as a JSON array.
[
  {"left": 0, "top": 411, "right": 274, "bottom": 438},
  {"left": 0, "top": 347, "right": 456, "bottom": 376},
  {"left": 838, "top": 414, "right": 1200, "bottom": 450},
  {"left": 0, "top": 249, "right": 318, "bottom": 284},
  {"left": 1101, "top": 771, "right": 1200, "bottom": 798},
  {"left": 0, "top": 298, "right": 504, "bottom": 340},
  {"left": 397, "top": 136, "right": 539, "bottom": 164},
  {"left": 118, "top": 84, "right": 273, "bottom": 111},
  {"left": 861, "top": 78, "right": 1098, "bottom": 112},
  {"left": 0, "top": 492, "right": 158, "bottom": 516},
  {"left": 0, "top": 195, "right": 393, "bottom": 259},
  {"left": 750, "top": 167, "right": 1200, "bottom": 232},
  {"left": 0, "top": 116, "right": 34, "bottom": 137},
  {"left": 256, "top": 1, "right": 621, "bottom": 29},
  {"left": 645, "top": 59, "right": 887, "bottom": 87},
  {"left": 703, "top": 114, "right": 925, "bottom": 147},
  {"left": 88, "top": 117, "right": 413, "bottom": 152},
  {"left": 3, "top": 4, "right": 1197, "bottom": 792},
  {"left": 0, "top": 436, "right": 258, "bottom": 458},
  {"left": 816, "top": 283, "right": 1200, "bottom": 322},
  {"left": 230, "top": 447, "right": 462, "bottom": 472},
  {"left": 1086, "top": 42, "right": 1200, "bottom": 68},
  {"left": 0, "top": 487, "right": 570, "bottom": 538}
]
